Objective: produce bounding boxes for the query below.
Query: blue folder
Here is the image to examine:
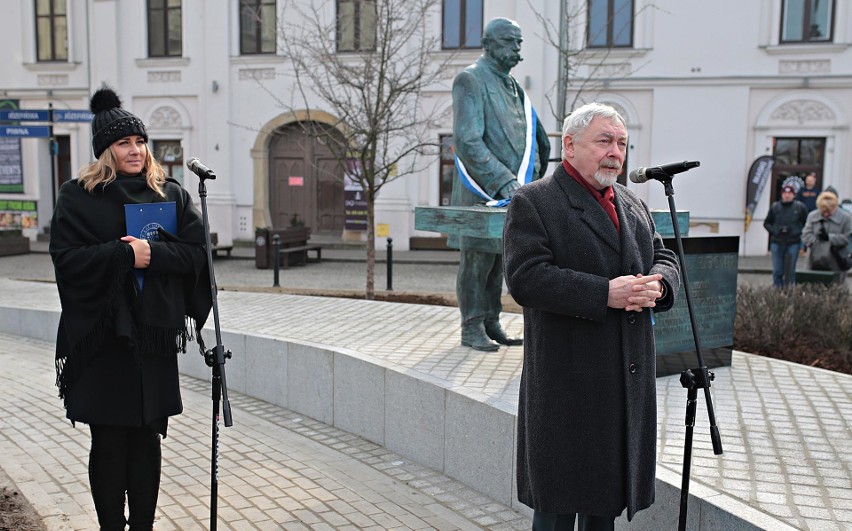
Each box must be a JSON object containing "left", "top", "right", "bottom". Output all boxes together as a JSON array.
[{"left": 124, "top": 202, "right": 177, "bottom": 290}]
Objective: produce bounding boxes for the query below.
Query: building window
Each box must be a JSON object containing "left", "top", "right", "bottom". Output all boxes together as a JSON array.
[
  {"left": 337, "top": 0, "right": 376, "bottom": 52},
  {"left": 587, "top": 0, "right": 634, "bottom": 48},
  {"left": 148, "top": 0, "right": 182, "bottom": 58},
  {"left": 152, "top": 140, "right": 185, "bottom": 186},
  {"left": 35, "top": 0, "right": 68, "bottom": 62},
  {"left": 240, "top": 0, "right": 277, "bottom": 54},
  {"left": 771, "top": 137, "right": 825, "bottom": 203},
  {"left": 439, "top": 135, "right": 455, "bottom": 206},
  {"left": 781, "top": 0, "right": 834, "bottom": 43},
  {"left": 442, "top": 0, "right": 482, "bottom": 49}
]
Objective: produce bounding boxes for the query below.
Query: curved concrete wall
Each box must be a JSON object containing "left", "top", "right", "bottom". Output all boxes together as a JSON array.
[{"left": 0, "top": 305, "right": 795, "bottom": 530}]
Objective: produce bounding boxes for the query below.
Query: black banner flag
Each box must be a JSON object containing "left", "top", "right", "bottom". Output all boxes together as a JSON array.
[{"left": 744, "top": 155, "right": 774, "bottom": 231}]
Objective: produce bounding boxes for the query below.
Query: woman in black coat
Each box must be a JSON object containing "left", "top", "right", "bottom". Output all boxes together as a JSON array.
[{"left": 50, "top": 87, "right": 210, "bottom": 530}]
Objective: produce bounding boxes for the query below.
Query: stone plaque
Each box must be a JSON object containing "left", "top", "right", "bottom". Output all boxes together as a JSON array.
[{"left": 653, "top": 236, "right": 739, "bottom": 375}]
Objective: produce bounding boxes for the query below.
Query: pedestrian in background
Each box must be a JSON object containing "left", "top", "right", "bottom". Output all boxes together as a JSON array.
[
  {"left": 764, "top": 184, "right": 808, "bottom": 287},
  {"left": 503, "top": 102, "right": 680, "bottom": 529},
  {"left": 49, "top": 87, "right": 211, "bottom": 530},
  {"left": 802, "top": 191, "right": 852, "bottom": 285},
  {"left": 796, "top": 172, "right": 821, "bottom": 212}
]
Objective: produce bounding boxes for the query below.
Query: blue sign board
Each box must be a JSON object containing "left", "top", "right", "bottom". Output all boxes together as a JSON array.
[
  {"left": 0, "top": 126, "right": 51, "bottom": 138},
  {"left": 54, "top": 109, "right": 94, "bottom": 122},
  {"left": 0, "top": 109, "right": 51, "bottom": 122}
]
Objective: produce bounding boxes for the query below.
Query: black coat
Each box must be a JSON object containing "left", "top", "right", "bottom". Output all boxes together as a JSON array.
[
  {"left": 50, "top": 175, "right": 211, "bottom": 436},
  {"left": 503, "top": 164, "right": 680, "bottom": 519}
]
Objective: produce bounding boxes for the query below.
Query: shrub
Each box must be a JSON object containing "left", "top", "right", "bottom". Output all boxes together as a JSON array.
[{"left": 734, "top": 285, "right": 852, "bottom": 374}]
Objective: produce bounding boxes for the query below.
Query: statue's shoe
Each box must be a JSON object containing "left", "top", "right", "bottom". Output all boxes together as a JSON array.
[
  {"left": 485, "top": 324, "right": 523, "bottom": 346},
  {"left": 461, "top": 323, "right": 500, "bottom": 352}
]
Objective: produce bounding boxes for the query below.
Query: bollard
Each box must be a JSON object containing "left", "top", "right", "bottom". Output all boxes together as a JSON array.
[
  {"left": 386, "top": 237, "right": 393, "bottom": 291},
  {"left": 272, "top": 233, "right": 281, "bottom": 287}
]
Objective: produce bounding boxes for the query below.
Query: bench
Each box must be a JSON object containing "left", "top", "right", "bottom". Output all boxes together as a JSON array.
[
  {"left": 278, "top": 243, "right": 323, "bottom": 268},
  {"left": 209, "top": 232, "right": 233, "bottom": 258}
]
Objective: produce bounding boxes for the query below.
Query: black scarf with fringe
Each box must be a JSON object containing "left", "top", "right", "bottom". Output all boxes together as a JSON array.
[{"left": 50, "top": 173, "right": 212, "bottom": 400}]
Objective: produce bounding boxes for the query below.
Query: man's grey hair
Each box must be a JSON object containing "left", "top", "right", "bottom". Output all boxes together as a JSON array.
[{"left": 561, "top": 103, "right": 627, "bottom": 159}]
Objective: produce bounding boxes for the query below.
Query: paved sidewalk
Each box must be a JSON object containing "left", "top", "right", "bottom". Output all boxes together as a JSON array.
[
  {"left": 0, "top": 278, "right": 849, "bottom": 529},
  {"left": 0, "top": 332, "right": 528, "bottom": 530}
]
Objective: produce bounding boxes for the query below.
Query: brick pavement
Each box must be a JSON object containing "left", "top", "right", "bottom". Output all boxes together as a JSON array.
[
  {"left": 0, "top": 265, "right": 850, "bottom": 529},
  {"left": 0, "top": 332, "right": 529, "bottom": 530}
]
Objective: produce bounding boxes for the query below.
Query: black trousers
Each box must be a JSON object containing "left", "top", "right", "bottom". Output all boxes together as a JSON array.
[
  {"left": 532, "top": 510, "right": 615, "bottom": 531},
  {"left": 89, "top": 425, "right": 162, "bottom": 531}
]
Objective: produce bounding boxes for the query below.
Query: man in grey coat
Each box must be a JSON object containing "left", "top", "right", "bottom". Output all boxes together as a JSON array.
[
  {"left": 450, "top": 17, "right": 550, "bottom": 351},
  {"left": 503, "top": 103, "right": 680, "bottom": 529}
]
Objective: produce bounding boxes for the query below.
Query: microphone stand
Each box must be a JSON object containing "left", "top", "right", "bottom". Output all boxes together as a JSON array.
[
  {"left": 195, "top": 172, "right": 233, "bottom": 531},
  {"left": 652, "top": 173, "right": 724, "bottom": 531}
]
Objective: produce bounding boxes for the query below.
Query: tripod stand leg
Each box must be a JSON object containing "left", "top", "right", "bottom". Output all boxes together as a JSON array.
[{"left": 678, "top": 384, "right": 698, "bottom": 531}]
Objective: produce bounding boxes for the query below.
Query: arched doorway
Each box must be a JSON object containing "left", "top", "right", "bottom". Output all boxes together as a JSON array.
[{"left": 268, "top": 122, "right": 345, "bottom": 233}]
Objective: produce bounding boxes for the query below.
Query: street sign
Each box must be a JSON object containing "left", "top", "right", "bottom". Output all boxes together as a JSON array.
[
  {"left": 54, "top": 109, "right": 94, "bottom": 122},
  {"left": 0, "top": 126, "right": 51, "bottom": 138},
  {"left": 0, "top": 109, "right": 50, "bottom": 122}
]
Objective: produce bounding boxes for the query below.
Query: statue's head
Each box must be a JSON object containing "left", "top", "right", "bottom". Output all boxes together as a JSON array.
[{"left": 482, "top": 18, "right": 523, "bottom": 72}]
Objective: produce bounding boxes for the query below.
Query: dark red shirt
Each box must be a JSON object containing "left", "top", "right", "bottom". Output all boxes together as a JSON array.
[{"left": 562, "top": 160, "right": 620, "bottom": 232}]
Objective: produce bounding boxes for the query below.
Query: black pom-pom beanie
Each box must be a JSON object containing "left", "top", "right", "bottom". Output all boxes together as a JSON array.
[{"left": 89, "top": 87, "right": 147, "bottom": 159}]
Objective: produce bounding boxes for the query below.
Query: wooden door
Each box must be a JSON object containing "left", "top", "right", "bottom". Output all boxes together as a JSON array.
[
  {"left": 269, "top": 123, "right": 344, "bottom": 232},
  {"left": 316, "top": 156, "right": 344, "bottom": 231}
]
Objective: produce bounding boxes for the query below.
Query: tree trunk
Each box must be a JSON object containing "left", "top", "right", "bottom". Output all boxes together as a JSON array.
[{"left": 365, "top": 193, "right": 376, "bottom": 300}]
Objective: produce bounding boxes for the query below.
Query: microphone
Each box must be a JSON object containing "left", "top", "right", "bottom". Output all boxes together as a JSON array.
[
  {"left": 186, "top": 157, "right": 217, "bottom": 180},
  {"left": 629, "top": 161, "right": 700, "bottom": 183}
]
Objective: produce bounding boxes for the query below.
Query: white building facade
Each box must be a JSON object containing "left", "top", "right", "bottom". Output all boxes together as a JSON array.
[{"left": 1, "top": 0, "right": 850, "bottom": 255}]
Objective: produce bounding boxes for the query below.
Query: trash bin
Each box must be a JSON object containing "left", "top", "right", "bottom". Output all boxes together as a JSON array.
[{"left": 255, "top": 227, "right": 270, "bottom": 269}]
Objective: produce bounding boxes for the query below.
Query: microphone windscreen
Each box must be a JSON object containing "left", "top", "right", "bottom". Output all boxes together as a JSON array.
[{"left": 628, "top": 168, "right": 648, "bottom": 183}]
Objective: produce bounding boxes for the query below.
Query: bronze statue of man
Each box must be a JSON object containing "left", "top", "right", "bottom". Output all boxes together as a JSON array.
[{"left": 450, "top": 18, "right": 550, "bottom": 351}]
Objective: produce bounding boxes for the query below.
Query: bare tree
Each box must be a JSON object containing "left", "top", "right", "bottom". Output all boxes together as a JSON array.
[
  {"left": 526, "top": 0, "right": 657, "bottom": 127},
  {"left": 271, "top": 0, "right": 455, "bottom": 299}
]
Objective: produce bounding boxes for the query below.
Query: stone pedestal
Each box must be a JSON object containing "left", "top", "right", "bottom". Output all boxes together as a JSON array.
[
  {"left": 415, "top": 206, "right": 737, "bottom": 375},
  {"left": 414, "top": 206, "right": 690, "bottom": 244}
]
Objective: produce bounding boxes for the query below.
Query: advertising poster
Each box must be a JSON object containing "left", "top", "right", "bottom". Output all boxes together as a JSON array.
[
  {"left": 344, "top": 159, "right": 368, "bottom": 231},
  {"left": 0, "top": 199, "right": 37, "bottom": 230}
]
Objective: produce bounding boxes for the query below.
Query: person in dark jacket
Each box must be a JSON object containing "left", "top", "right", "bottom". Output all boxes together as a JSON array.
[
  {"left": 503, "top": 102, "right": 680, "bottom": 529},
  {"left": 764, "top": 184, "right": 808, "bottom": 287},
  {"left": 796, "top": 172, "right": 821, "bottom": 212},
  {"left": 49, "top": 87, "right": 211, "bottom": 530}
]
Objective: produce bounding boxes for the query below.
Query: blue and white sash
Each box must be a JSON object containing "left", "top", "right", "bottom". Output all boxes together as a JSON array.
[{"left": 455, "top": 89, "right": 538, "bottom": 207}]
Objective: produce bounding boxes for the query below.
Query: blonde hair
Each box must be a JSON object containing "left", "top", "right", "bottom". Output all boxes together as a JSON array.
[
  {"left": 78, "top": 141, "right": 166, "bottom": 197},
  {"left": 816, "top": 191, "right": 838, "bottom": 214}
]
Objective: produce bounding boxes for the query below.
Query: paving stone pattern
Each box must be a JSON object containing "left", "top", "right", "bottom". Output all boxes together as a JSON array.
[
  {"left": 0, "top": 333, "right": 529, "bottom": 530},
  {"left": 0, "top": 265, "right": 849, "bottom": 530}
]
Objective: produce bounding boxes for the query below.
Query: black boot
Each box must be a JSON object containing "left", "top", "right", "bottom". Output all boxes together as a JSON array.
[
  {"left": 461, "top": 321, "right": 500, "bottom": 351},
  {"left": 485, "top": 322, "right": 523, "bottom": 346}
]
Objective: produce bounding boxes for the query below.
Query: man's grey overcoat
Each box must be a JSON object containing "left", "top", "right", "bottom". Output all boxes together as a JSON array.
[{"left": 503, "top": 163, "right": 680, "bottom": 520}]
